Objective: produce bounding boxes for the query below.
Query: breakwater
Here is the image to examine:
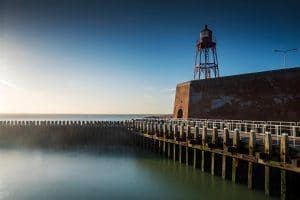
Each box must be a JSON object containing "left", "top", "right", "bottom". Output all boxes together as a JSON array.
[
  {"left": 0, "top": 121, "right": 131, "bottom": 148},
  {"left": 0, "top": 119, "right": 299, "bottom": 199}
]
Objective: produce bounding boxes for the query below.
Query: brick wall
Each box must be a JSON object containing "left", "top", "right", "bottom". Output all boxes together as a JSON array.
[{"left": 173, "top": 67, "right": 300, "bottom": 121}]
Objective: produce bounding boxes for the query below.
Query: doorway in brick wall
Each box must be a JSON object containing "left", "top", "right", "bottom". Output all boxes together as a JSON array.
[{"left": 177, "top": 109, "right": 183, "bottom": 118}]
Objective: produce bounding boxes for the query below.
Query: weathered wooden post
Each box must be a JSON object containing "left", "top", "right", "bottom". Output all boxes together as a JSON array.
[
  {"left": 146, "top": 122, "right": 150, "bottom": 135},
  {"left": 211, "top": 127, "right": 218, "bottom": 175},
  {"left": 212, "top": 127, "right": 218, "bottom": 144},
  {"left": 158, "top": 123, "right": 163, "bottom": 153},
  {"left": 193, "top": 126, "right": 199, "bottom": 168},
  {"left": 201, "top": 126, "right": 207, "bottom": 172},
  {"left": 248, "top": 130, "right": 256, "bottom": 189},
  {"left": 280, "top": 133, "right": 288, "bottom": 200},
  {"left": 178, "top": 125, "right": 184, "bottom": 164},
  {"left": 232, "top": 128, "right": 240, "bottom": 183},
  {"left": 186, "top": 125, "right": 191, "bottom": 166},
  {"left": 264, "top": 132, "right": 272, "bottom": 196},
  {"left": 173, "top": 124, "right": 178, "bottom": 161},
  {"left": 167, "top": 124, "right": 172, "bottom": 158},
  {"left": 143, "top": 121, "right": 147, "bottom": 133},
  {"left": 163, "top": 123, "right": 167, "bottom": 155},
  {"left": 153, "top": 122, "right": 158, "bottom": 152},
  {"left": 222, "top": 128, "right": 229, "bottom": 179}
]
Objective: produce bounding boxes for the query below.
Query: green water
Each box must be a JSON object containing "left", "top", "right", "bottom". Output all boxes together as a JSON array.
[{"left": 0, "top": 148, "right": 275, "bottom": 200}]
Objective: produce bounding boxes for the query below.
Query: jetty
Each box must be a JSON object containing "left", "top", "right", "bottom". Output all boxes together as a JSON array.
[{"left": 0, "top": 118, "right": 299, "bottom": 199}]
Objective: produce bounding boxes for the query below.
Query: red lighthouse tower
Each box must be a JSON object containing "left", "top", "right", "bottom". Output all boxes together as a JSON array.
[{"left": 194, "top": 25, "right": 219, "bottom": 79}]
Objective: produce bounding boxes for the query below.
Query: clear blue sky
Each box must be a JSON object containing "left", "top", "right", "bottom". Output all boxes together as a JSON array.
[{"left": 0, "top": 0, "right": 299, "bottom": 114}]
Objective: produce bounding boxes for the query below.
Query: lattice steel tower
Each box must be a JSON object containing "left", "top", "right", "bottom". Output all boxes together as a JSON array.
[{"left": 194, "top": 25, "right": 219, "bottom": 80}]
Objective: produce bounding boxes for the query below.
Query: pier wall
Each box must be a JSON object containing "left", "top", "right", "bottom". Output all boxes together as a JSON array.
[
  {"left": 0, "top": 121, "right": 131, "bottom": 149},
  {"left": 173, "top": 67, "right": 300, "bottom": 120}
]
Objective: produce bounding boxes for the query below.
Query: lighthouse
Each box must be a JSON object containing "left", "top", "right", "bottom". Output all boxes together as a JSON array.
[{"left": 194, "top": 25, "right": 219, "bottom": 79}]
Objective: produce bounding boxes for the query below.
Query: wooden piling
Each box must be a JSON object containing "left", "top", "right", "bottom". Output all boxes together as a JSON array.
[
  {"left": 167, "top": 142, "right": 171, "bottom": 158},
  {"left": 264, "top": 132, "right": 272, "bottom": 196},
  {"left": 179, "top": 143, "right": 182, "bottom": 164},
  {"left": 212, "top": 127, "right": 218, "bottom": 144},
  {"left": 193, "top": 126, "right": 199, "bottom": 169},
  {"left": 249, "top": 130, "right": 256, "bottom": 156},
  {"left": 248, "top": 130, "right": 256, "bottom": 190},
  {"left": 248, "top": 162, "right": 253, "bottom": 189},
  {"left": 202, "top": 126, "right": 207, "bottom": 145},
  {"left": 232, "top": 129, "right": 240, "bottom": 183},
  {"left": 173, "top": 143, "right": 176, "bottom": 161},
  {"left": 223, "top": 128, "right": 229, "bottom": 150},
  {"left": 211, "top": 152, "right": 215, "bottom": 176},
  {"left": 163, "top": 123, "right": 167, "bottom": 155},
  {"left": 222, "top": 155, "right": 226, "bottom": 179},
  {"left": 186, "top": 125, "right": 191, "bottom": 166},
  {"left": 201, "top": 150, "right": 205, "bottom": 172},
  {"left": 280, "top": 133, "right": 288, "bottom": 200},
  {"left": 211, "top": 127, "right": 218, "bottom": 175},
  {"left": 233, "top": 128, "right": 240, "bottom": 149},
  {"left": 222, "top": 128, "right": 229, "bottom": 179},
  {"left": 173, "top": 125, "right": 178, "bottom": 161},
  {"left": 201, "top": 126, "right": 207, "bottom": 172}
]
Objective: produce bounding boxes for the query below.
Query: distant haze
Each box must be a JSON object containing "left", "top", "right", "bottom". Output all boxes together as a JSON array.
[{"left": 0, "top": 0, "right": 299, "bottom": 114}]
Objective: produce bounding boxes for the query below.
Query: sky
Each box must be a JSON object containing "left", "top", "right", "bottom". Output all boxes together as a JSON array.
[{"left": 0, "top": 0, "right": 299, "bottom": 114}]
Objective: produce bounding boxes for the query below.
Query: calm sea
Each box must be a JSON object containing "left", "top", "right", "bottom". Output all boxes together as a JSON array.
[
  {"left": 0, "top": 114, "right": 275, "bottom": 200},
  {"left": 0, "top": 114, "right": 150, "bottom": 121}
]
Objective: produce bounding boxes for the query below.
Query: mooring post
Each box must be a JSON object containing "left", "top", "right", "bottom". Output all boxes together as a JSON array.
[
  {"left": 178, "top": 125, "right": 184, "bottom": 164},
  {"left": 212, "top": 126, "right": 218, "bottom": 144},
  {"left": 202, "top": 126, "right": 207, "bottom": 146},
  {"left": 211, "top": 127, "right": 218, "bottom": 175},
  {"left": 146, "top": 122, "right": 150, "bottom": 135},
  {"left": 222, "top": 128, "right": 229, "bottom": 179},
  {"left": 158, "top": 123, "right": 163, "bottom": 153},
  {"left": 167, "top": 124, "right": 171, "bottom": 158},
  {"left": 280, "top": 133, "right": 288, "bottom": 200},
  {"left": 163, "top": 123, "right": 167, "bottom": 155},
  {"left": 168, "top": 124, "right": 172, "bottom": 139},
  {"left": 173, "top": 125, "right": 178, "bottom": 161},
  {"left": 201, "top": 126, "right": 207, "bottom": 172},
  {"left": 264, "top": 132, "right": 272, "bottom": 196},
  {"left": 186, "top": 125, "right": 191, "bottom": 166},
  {"left": 248, "top": 130, "right": 256, "bottom": 189},
  {"left": 223, "top": 128, "right": 229, "bottom": 150},
  {"left": 232, "top": 129, "right": 240, "bottom": 183},
  {"left": 233, "top": 128, "right": 240, "bottom": 149},
  {"left": 143, "top": 121, "right": 147, "bottom": 133},
  {"left": 193, "top": 126, "right": 199, "bottom": 169}
]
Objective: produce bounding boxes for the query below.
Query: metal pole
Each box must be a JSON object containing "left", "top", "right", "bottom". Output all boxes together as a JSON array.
[{"left": 274, "top": 48, "right": 297, "bottom": 68}]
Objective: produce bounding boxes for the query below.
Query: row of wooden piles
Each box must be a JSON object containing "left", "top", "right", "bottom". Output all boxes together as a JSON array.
[{"left": 129, "top": 119, "right": 300, "bottom": 200}]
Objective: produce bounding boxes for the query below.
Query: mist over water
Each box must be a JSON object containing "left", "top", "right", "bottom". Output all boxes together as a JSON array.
[
  {"left": 0, "top": 148, "right": 275, "bottom": 200},
  {"left": 0, "top": 115, "right": 276, "bottom": 199}
]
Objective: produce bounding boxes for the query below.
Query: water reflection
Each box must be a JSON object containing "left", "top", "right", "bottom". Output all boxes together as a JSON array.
[{"left": 0, "top": 148, "right": 276, "bottom": 200}]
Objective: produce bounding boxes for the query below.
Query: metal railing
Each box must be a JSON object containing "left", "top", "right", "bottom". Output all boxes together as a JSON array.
[{"left": 134, "top": 118, "right": 300, "bottom": 148}]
